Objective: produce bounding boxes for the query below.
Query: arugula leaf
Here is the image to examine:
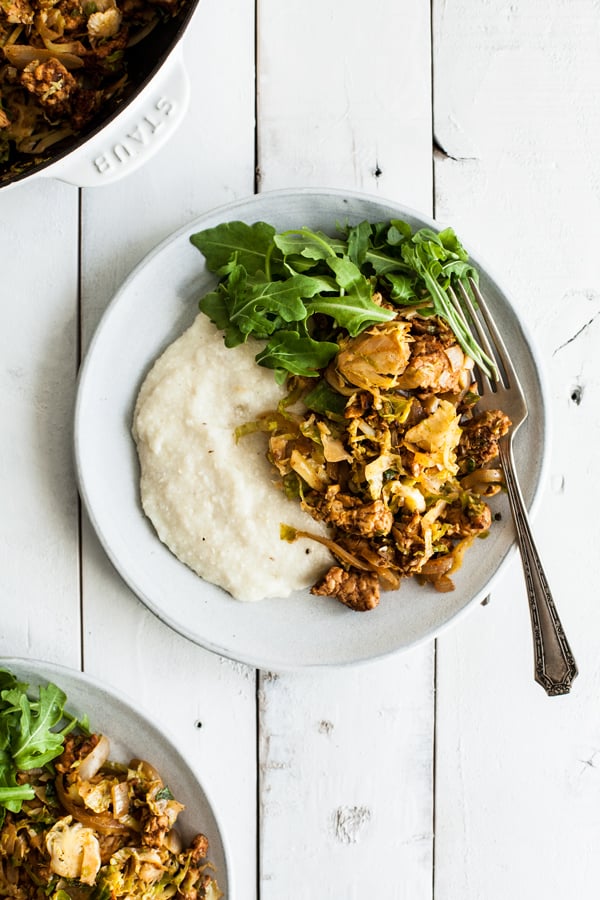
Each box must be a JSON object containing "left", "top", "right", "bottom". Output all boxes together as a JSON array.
[
  {"left": 226, "top": 275, "right": 308, "bottom": 336},
  {"left": 325, "top": 256, "right": 368, "bottom": 294},
  {"left": 400, "top": 235, "right": 496, "bottom": 375},
  {"left": 306, "top": 294, "right": 395, "bottom": 337},
  {"left": 256, "top": 329, "right": 339, "bottom": 381},
  {"left": 362, "top": 219, "right": 412, "bottom": 274},
  {"left": 0, "top": 748, "right": 30, "bottom": 813},
  {"left": 190, "top": 221, "right": 279, "bottom": 276},
  {"left": 387, "top": 219, "right": 413, "bottom": 244},
  {"left": 198, "top": 288, "right": 245, "bottom": 347},
  {"left": 345, "top": 220, "right": 372, "bottom": 267},
  {"left": 273, "top": 228, "right": 343, "bottom": 261},
  {"left": 200, "top": 270, "right": 337, "bottom": 345},
  {"left": 303, "top": 380, "right": 348, "bottom": 417},
  {"left": 307, "top": 255, "right": 397, "bottom": 334},
  {"left": 0, "top": 782, "right": 37, "bottom": 806},
  {"left": 9, "top": 682, "right": 68, "bottom": 770},
  {"left": 385, "top": 273, "right": 417, "bottom": 303},
  {"left": 0, "top": 669, "right": 83, "bottom": 821}
]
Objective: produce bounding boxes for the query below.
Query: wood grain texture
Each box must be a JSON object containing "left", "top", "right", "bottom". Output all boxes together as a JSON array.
[
  {"left": 79, "top": 0, "right": 258, "bottom": 894},
  {"left": 79, "top": 0, "right": 258, "bottom": 349},
  {"left": 2, "top": 1, "right": 597, "bottom": 897},
  {"left": 256, "top": 2, "right": 435, "bottom": 896},
  {"left": 256, "top": 0, "right": 433, "bottom": 209},
  {"left": 0, "top": 180, "right": 81, "bottom": 667},
  {"left": 433, "top": 1, "right": 599, "bottom": 896},
  {"left": 259, "top": 655, "right": 435, "bottom": 900}
]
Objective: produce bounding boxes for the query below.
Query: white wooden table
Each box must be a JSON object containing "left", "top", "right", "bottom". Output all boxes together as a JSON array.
[{"left": 1, "top": 1, "right": 597, "bottom": 896}]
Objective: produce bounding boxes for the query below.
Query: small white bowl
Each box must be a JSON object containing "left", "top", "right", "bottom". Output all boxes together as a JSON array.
[{"left": 0, "top": 657, "right": 230, "bottom": 896}]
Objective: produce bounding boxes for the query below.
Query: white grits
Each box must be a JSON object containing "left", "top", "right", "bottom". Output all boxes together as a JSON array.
[{"left": 132, "top": 313, "right": 332, "bottom": 602}]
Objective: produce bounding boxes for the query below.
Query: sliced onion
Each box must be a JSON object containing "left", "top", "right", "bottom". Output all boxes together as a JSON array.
[
  {"left": 460, "top": 468, "right": 504, "bottom": 491},
  {"left": 19, "top": 126, "right": 73, "bottom": 153},
  {"left": 287, "top": 527, "right": 374, "bottom": 573},
  {"left": 111, "top": 781, "right": 130, "bottom": 820},
  {"left": 290, "top": 449, "right": 328, "bottom": 492},
  {"left": 163, "top": 828, "right": 183, "bottom": 854},
  {"left": 78, "top": 735, "right": 110, "bottom": 782},
  {"left": 420, "top": 555, "right": 454, "bottom": 577},
  {"left": 55, "top": 777, "right": 131, "bottom": 836},
  {"left": 421, "top": 394, "right": 440, "bottom": 414},
  {"left": 3, "top": 44, "right": 84, "bottom": 69},
  {"left": 125, "top": 16, "right": 158, "bottom": 47},
  {"left": 377, "top": 567, "right": 401, "bottom": 591},
  {"left": 432, "top": 574, "right": 455, "bottom": 593},
  {"left": 324, "top": 364, "right": 356, "bottom": 397},
  {"left": 36, "top": 26, "right": 87, "bottom": 56},
  {"left": 129, "top": 759, "right": 163, "bottom": 783},
  {"left": 321, "top": 432, "right": 352, "bottom": 463},
  {"left": 444, "top": 344, "right": 465, "bottom": 372}
]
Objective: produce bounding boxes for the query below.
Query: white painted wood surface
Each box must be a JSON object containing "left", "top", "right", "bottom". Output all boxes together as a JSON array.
[
  {"left": 433, "top": 3, "right": 598, "bottom": 897},
  {"left": 0, "top": 1, "right": 597, "bottom": 897},
  {"left": 256, "top": 4, "right": 435, "bottom": 898}
]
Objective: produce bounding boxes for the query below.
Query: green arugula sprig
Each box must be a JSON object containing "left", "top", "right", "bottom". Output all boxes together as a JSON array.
[
  {"left": 0, "top": 669, "right": 84, "bottom": 822},
  {"left": 190, "top": 217, "right": 495, "bottom": 381}
]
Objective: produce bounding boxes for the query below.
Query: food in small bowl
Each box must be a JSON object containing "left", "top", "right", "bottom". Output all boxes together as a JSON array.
[{"left": 0, "top": 661, "right": 225, "bottom": 898}]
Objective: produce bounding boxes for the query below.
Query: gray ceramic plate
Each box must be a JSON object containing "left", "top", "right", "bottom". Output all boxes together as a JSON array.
[
  {"left": 1, "top": 658, "right": 230, "bottom": 894},
  {"left": 74, "top": 188, "right": 549, "bottom": 669}
]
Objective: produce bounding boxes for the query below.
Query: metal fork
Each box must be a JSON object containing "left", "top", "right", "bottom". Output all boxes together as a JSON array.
[{"left": 450, "top": 277, "right": 578, "bottom": 696}]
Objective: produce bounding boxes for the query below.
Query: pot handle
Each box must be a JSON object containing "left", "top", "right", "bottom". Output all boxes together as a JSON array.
[{"left": 46, "top": 46, "right": 190, "bottom": 188}]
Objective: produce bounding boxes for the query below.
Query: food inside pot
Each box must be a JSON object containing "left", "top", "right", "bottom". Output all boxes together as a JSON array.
[{"left": 0, "top": 0, "right": 191, "bottom": 183}]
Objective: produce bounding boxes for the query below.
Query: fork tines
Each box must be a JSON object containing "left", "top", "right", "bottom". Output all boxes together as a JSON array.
[{"left": 450, "top": 278, "right": 519, "bottom": 389}]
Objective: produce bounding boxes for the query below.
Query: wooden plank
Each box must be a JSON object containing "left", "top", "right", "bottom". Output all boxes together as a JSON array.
[
  {"left": 79, "top": 0, "right": 258, "bottom": 895},
  {"left": 257, "top": 0, "right": 432, "bottom": 211},
  {"left": 0, "top": 179, "right": 80, "bottom": 668},
  {"left": 259, "top": 654, "right": 435, "bottom": 900},
  {"left": 433, "top": 1, "right": 597, "bottom": 895},
  {"left": 79, "top": 0, "right": 258, "bottom": 342},
  {"left": 256, "top": 2, "right": 435, "bottom": 896}
]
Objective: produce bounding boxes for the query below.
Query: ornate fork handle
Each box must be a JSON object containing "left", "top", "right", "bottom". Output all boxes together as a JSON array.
[{"left": 499, "top": 438, "right": 578, "bottom": 696}]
